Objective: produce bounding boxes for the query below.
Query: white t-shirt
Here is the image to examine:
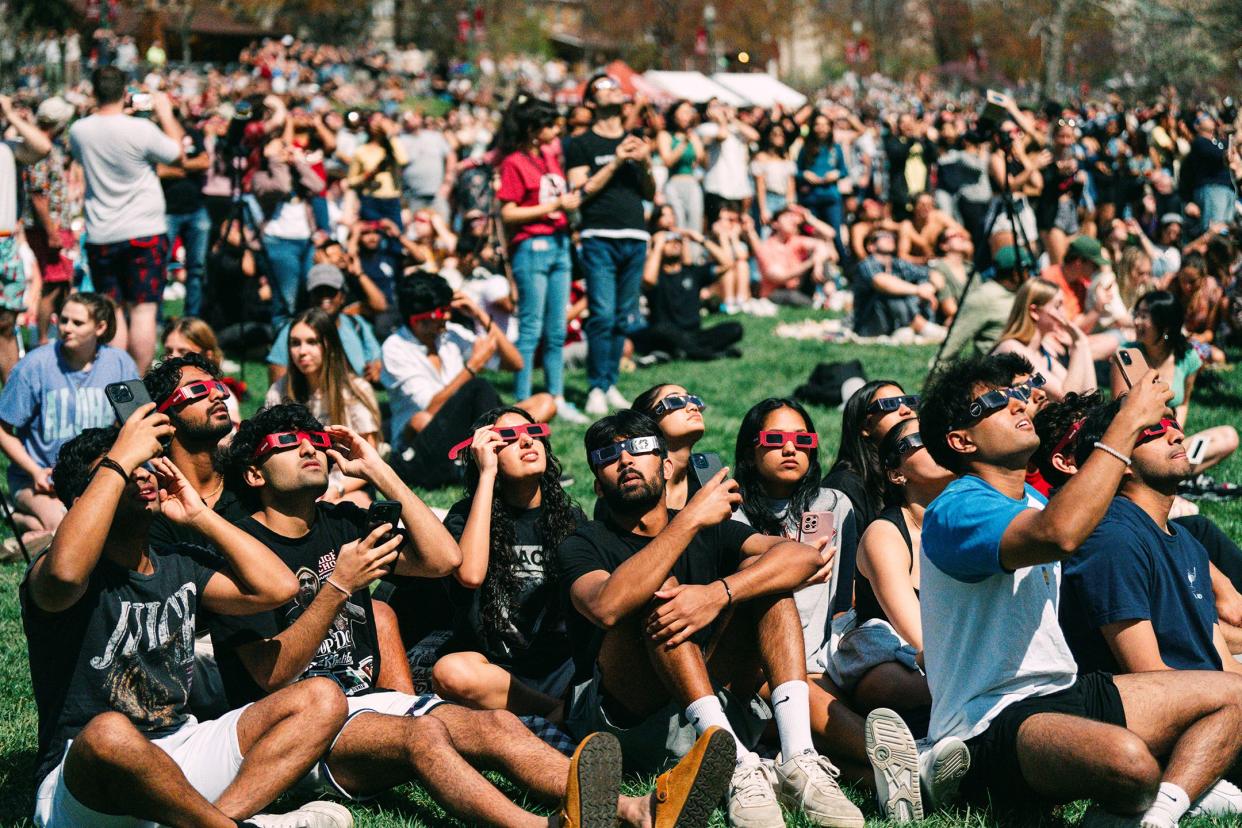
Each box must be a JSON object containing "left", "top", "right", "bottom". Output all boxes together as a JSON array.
[
  {"left": 380, "top": 323, "right": 474, "bottom": 447},
  {"left": 69, "top": 114, "right": 181, "bottom": 244},
  {"left": 0, "top": 141, "right": 19, "bottom": 232},
  {"left": 920, "top": 475, "right": 1078, "bottom": 742},
  {"left": 697, "top": 123, "right": 754, "bottom": 200}
]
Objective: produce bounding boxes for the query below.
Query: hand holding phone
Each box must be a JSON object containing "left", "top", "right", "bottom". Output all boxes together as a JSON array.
[
  {"left": 1111, "top": 347, "right": 1150, "bottom": 390},
  {"left": 690, "top": 452, "right": 725, "bottom": 490},
  {"left": 798, "top": 511, "right": 836, "bottom": 547},
  {"left": 367, "top": 500, "right": 404, "bottom": 549},
  {"left": 106, "top": 380, "right": 172, "bottom": 452}
]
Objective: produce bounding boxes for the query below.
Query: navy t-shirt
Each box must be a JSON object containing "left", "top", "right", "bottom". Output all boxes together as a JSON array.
[{"left": 1061, "top": 496, "right": 1220, "bottom": 673}]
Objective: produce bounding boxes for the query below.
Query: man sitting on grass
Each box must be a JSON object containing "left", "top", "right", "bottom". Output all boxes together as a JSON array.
[
  {"left": 917, "top": 351, "right": 1242, "bottom": 825},
  {"left": 23, "top": 405, "right": 350, "bottom": 828},
  {"left": 214, "top": 404, "right": 734, "bottom": 827},
  {"left": 559, "top": 409, "right": 874, "bottom": 828}
]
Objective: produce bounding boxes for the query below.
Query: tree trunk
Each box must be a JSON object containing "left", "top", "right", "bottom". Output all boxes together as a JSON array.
[{"left": 1041, "top": 0, "right": 1072, "bottom": 97}]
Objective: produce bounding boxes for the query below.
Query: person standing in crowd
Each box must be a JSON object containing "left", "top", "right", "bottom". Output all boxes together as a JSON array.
[
  {"left": 884, "top": 113, "right": 936, "bottom": 221},
  {"left": 751, "top": 123, "right": 797, "bottom": 231},
  {"left": 698, "top": 98, "right": 758, "bottom": 224},
  {"left": 566, "top": 73, "right": 655, "bottom": 417},
  {"left": 70, "top": 67, "right": 185, "bottom": 372},
  {"left": 21, "top": 96, "right": 73, "bottom": 347},
  {"left": 399, "top": 109, "right": 456, "bottom": 220},
  {"left": 348, "top": 112, "right": 407, "bottom": 228},
  {"left": 495, "top": 94, "right": 587, "bottom": 423},
  {"left": 256, "top": 135, "right": 325, "bottom": 333},
  {"left": 0, "top": 293, "right": 136, "bottom": 555},
  {"left": 159, "top": 104, "right": 212, "bottom": 318},
  {"left": 657, "top": 100, "right": 706, "bottom": 235},
  {"left": 1180, "top": 112, "right": 1235, "bottom": 232},
  {"left": 796, "top": 111, "right": 851, "bottom": 261}
]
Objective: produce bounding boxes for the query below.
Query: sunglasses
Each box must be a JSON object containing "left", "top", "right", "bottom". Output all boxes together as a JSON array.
[
  {"left": 1135, "top": 417, "right": 1182, "bottom": 447},
  {"left": 448, "top": 422, "right": 551, "bottom": 461},
  {"left": 652, "top": 394, "right": 706, "bottom": 417},
  {"left": 407, "top": 306, "right": 451, "bottom": 325},
  {"left": 157, "top": 380, "right": 231, "bottom": 412},
  {"left": 591, "top": 77, "right": 621, "bottom": 93},
  {"left": 754, "top": 430, "right": 819, "bottom": 449},
  {"left": 589, "top": 435, "right": 661, "bottom": 468},
  {"left": 867, "top": 395, "right": 920, "bottom": 415},
  {"left": 953, "top": 385, "right": 1033, "bottom": 428},
  {"left": 885, "top": 432, "right": 925, "bottom": 468},
  {"left": 251, "top": 430, "right": 333, "bottom": 460}
]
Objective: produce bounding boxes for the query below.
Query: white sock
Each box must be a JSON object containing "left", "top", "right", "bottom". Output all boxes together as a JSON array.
[
  {"left": 770, "top": 680, "right": 815, "bottom": 760},
  {"left": 1142, "top": 782, "right": 1191, "bottom": 828},
  {"left": 685, "top": 695, "right": 757, "bottom": 765}
]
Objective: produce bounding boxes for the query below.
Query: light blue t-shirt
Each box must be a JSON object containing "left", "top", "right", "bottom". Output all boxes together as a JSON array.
[
  {"left": 266, "top": 314, "right": 381, "bottom": 376},
  {"left": 0, "top": 343, "right": 139, "bottom": 490},
  {"left": 920, "top": 475, "right": 1078, "bottom": 741}
]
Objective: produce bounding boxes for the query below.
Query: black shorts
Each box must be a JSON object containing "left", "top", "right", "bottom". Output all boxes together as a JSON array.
[
  {"left": 962, "top": 672, "right": 1127, "bottom": 807},
  {"left": 85, "top": 234, "right": 169, "bottom": 305}
]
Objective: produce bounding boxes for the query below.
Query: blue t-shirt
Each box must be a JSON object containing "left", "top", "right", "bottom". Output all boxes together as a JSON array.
[
  {"left": 1061, "top": 496, "right": 1220, "bottom": 673},
  {"left": 0, "top": 343, "right": 138, "bottom": 490},
  {"left": 266, "top": 313, "right": 381, "bottom": 376}
]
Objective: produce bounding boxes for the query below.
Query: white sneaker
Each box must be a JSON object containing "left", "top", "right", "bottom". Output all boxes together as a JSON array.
[
  {"left": 776, "top": 750, "right": 865, "bottom": 827},
  {"left": 248, "top": 800, "right": 353, "bottom": 827},
  {"left": 865, "top": 708, "right": 923, "bottom": 822},
  {"left": 556, "top": 398, "right": 590, "bottom": 424},
  {"left": 917, "top": 321, "right": 948, "bottom": 344},
  {"left": 605, "top": 385, "right": 630, "bottom": 409},
  {"left": 891, "top": 327, "right": 917, "bottom": 345},
  {"left": 585, "top": 387, "right": 609, "bottom": 416},
  {"left": 1189, "top": 778, "right": 1242, "bottom": 815},
  {"left": 1080, "top": 805, "right": 1167, "bottom": 828},
  {"left": 917, "top": 736, "right": 970, "bottom": 812},
  {"left": 727, "top": 759, "right": 784, "bottom": 827}
]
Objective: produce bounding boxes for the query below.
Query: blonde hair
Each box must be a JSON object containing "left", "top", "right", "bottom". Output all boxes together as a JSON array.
[
  {"left": 163, "top": 317, "right": 224, "bottom": 366},
  {"left": 998, "top": 278, "right": 1059, "bottom": 345},
  {"left": 1116, "top": 247, "right": 1153, "bottom": 310}
]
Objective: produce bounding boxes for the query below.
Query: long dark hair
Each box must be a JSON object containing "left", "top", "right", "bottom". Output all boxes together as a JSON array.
[
  {"left": 461, "top": 407, "right": 580, "bottom": 653},
  {"left": 829, "top": 379, "right": 906, "bottom": 515},
  {"left": 877, "top": 418, "right": 919, "bottom": 507},
  {"left": 1136, "top": 290, "right": 1191, "bottom": 361},
  {"left": 495, "top": 93, "right": 559, "bottom": 159},
  {"left": 734, "top": 397, "right": 828, "bottom": 536},
  {"left": 796, "top": 111, "right": 835, "bottom": 171}
]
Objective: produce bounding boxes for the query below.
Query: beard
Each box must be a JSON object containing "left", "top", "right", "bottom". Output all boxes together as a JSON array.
[
  {"left": 593, "top": 103, "right": 622, "bottom": 120},
  {"left": 172, "top": 410, "right": 233, "bottom": 447},
  {"left": 601, "top": 470, "right": 665, "bottom": 515}
]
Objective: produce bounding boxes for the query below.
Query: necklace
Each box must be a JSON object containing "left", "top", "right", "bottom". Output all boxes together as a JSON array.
[{"left": 202, "top": 476, "right": 224, "bottom": 502}]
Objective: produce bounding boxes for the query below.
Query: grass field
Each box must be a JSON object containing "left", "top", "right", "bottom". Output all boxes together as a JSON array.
[{"left": 3, "top": 306, "right": 1242, "bottom": 826}]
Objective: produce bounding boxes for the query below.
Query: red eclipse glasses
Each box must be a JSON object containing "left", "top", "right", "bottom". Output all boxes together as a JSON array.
[
  {"left": 251, "top": 430, "right": 333, "bottom": 460},
  {"left": 754, "top": 430, "right": 819, "bottom": 449},
  {"left": 448, "top": 422, "right": 551, "bottom": 461},
  {"left": 407, "top": 306, "right": 451, "bottom": 326},
  {"left": 157, "top": 380, "right": 231, "bottom": 412}
]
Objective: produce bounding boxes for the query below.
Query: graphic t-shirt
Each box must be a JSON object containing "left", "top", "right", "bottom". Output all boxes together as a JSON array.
[
  {"left": 1061, "top": 496, "right": 1220, "bottom": 673},
  {"left": 211, "top": 502, "right": 382, "bottom": 705},
  {"left": 0, "top": 343, "right": 139, "bottom": 490},
  {"left": 557, "top": 510, "right": 756, "bottom": 681},
  {"left": 443, "top": 499, "right": 583, "bottom": 675},
  {"left": 496, "top": 149, "right": 569, "bottom": 246},
  {"left": 564, "top": 130, "right": 648, "bottom": 237},
  {"left": 22, "top": 546, "right": 219, "bottom": 786}
]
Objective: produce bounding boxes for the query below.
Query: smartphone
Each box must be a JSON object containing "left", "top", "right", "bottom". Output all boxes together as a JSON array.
[
  {"left": 367, "top": 499, "right": 403, "bottom": 548},
  {"left": 1112, "top": 347, "right": 1150, "bottom": 389},
  {"left": 105, "top": 380, "right": 171, "bottom": 450},
  {"left": 1187, "top": 435, "right": 1211, "bottom": 466},
  {"left": 690, "top": 451, "right": 725, "bottom": 490},
  {"left": 798, "top": 511, "right": 836, "bottom": 547}
]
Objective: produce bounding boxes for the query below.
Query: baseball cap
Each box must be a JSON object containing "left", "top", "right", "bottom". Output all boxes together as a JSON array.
[
  {"left": 1067, "top": 235, "right": 1108, "bottom": 267},
  {"left": 305, "top": 263, "right": 345, "bottom": 293},
  {"left": 993, "top": 245, "right": 1035, "bottom": 272},
  {"left": 36, "top": 97, "right": 75, "bottom": 130},
  {"left": 1159, "top": 213, "right": 1184, "bottom": 226}
]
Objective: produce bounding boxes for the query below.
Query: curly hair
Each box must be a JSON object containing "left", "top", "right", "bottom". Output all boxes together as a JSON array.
[
  {"left": 1071, "top": 398, "right": 1126, "bottom": 470},
  {"left": 396, "top": 273, "right": 453, "bottom": 321},
  {"left": 734, "top": 398, "right": 833, "bottom": 536},
  {"left": 919, "top": 352, "right": 1034, "bottom": 473},
  {"left": 459, "top": 407, "right": 580, "bottom": 657},
  {"left": 222, "top": 403, "right": 325, "bottom": 509},
  {"left": 53, "top": 426, "right": 121, "bottom": 505},
  {"left": 143, "top": 352, "right": 223, "bottom": 409},
  {"left": 1031, "top": 391, "right": 1104, "bottom": 487}
]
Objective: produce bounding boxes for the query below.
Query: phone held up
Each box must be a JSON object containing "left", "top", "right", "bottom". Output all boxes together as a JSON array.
[
  {"left": 367, "top": 499, "right": 404, "bottom": 549},
  {"left": 105, "top": 380, "right": 171, "bottom": 451}
]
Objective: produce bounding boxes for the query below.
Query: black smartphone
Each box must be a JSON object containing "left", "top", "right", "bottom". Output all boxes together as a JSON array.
[
  {"left": 690, "top": 451, "right": 725, "bottom": 490},
  {"left": 367, "top": 499, "right": 403, "bottom": 547},
  {"left": 105, "top": 380, "right": 171, "bottom": 450}
]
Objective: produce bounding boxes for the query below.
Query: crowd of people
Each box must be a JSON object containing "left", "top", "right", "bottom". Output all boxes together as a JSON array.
[{"left": 5, "top": 32, "right": 1242, "bottom": 828}]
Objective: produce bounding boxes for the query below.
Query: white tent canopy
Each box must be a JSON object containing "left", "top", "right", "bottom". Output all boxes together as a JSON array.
[
  {"left": 711, "top": 73, "right": 807, "bottom": 108},
  {"left": 641, "top": 70, "right": 746, "bottom": 105}
]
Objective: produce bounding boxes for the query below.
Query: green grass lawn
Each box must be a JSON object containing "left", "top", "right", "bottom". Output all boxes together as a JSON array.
[{"left": 3, "top": 307, "right": 1242, "bottom": 826}]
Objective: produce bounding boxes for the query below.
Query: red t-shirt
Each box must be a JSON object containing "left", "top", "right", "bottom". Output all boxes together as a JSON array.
[
  {"left": 1041, "top": 264, "right": 1087, "bottom": 320},
  {"left": 496, "top": 148, "right": 569, "bottom": 246}
]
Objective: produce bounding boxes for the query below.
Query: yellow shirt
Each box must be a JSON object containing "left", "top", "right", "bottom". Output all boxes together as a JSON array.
[{"left": 348, "top": 138, "right": 408, "bottom": 199}]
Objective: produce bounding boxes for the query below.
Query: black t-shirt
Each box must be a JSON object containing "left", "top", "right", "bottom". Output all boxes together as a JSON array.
[
  {"left": 359, "top": 247, "right": 401, "bottom": 305},
  {"left": 564, "top": 130, "right": 647, "bottom": 233},
  {"left": 210, "top": 502, "right": 382, "bottom": 706},
  {"left": 149, "top": 489, "right": 247, "bottom": 551},
  {"left": 648, "top": 264, "right": 714, "bottom": 330},
  {"left": 443, "top": 498, "right": 583, "bottom": 675},
  {"left": 557, "top": 509, "right": 756, "bottom": 681},
  {"left": 162, "top": 127, "right": 207, "bottom": 214},
  {"left": 22, "top": 546, "right": 219, "bottom": 787},
  {"left": 822, "top": 465, "right": 876, "bottom": 529}
]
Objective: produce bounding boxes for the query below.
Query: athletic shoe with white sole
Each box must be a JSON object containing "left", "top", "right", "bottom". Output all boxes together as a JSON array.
[
  {"left": 585, "top": 387, "right": 609, "bottom": 416},
  {"left": 248, "top": 801, "right": 353, "bottom": 827},
  {"left": 917, "top": 736, "right": 970, "bottom": 813},
  {"left": 1188, "top": 777, "right": 1242, "bottom": 816},
  {"left": 865, "top": 708, "right": 923, "bottom": 822},
  {"left": 727, "top": 759, "right": 784, "bottom": 827},
  {"left": 605, "top": 385, "right": 630, "bottom": 409},
  {"left": 776, "top": 750, "right": 865, "bottom": 827},
  {"left": 556, "top": 398, "right": 590, "bottom": 424}
]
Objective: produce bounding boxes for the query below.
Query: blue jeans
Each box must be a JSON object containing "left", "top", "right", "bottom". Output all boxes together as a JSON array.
[
  {"left": 166, "top": 207, "right": 211, "bottom": 317},
  {"left": 1195, "top": 184, "right": 1237, "bottom": 233},
  {"left": 581, "top": 236, "right": 647, "bottom": 392},
  {"left": 511, "top": 234, "right": 572, "bottom": 399},
  {"left": 804, "top": 194, "right": 846, "bottom": 262},
  {"left": 263, "top": 235, "right": 313, "bottom": 331},
  {"left": 359, "top": 195, "right": 403, "bottom": 229}
]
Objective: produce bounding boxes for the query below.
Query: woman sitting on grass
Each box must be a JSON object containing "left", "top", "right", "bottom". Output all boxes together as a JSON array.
[
  {"left": 992, "top": 277, "right": 1095, "bottom": 401},
  {"left": 632, "top": 382, "right": 709, "bottom": 509},
  {"left": 431, "top": 406, "right": 583, "bottom": 722}
]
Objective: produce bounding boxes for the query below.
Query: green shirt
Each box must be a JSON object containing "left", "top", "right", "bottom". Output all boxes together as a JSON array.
[{"left": 941, "top": 278, "right": 1017, "bottom": 361}]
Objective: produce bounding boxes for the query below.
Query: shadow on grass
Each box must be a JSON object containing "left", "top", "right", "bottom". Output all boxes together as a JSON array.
[{"left": 0, "top": 747, "right": 36, "bottom": 827}]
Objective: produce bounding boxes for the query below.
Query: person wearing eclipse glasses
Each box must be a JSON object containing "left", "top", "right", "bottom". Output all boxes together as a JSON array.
[
  {"left": 381, "top": 273, "right": 556, "bottom": 488},
  {"left": 915, "top": 351, "right": 1242, "bottom": 827},
  {"left": 632, "top": 383, "right": 710, "bottom": 510},
  {"left": 214, "top": 403, "right": 720, "bottom": 828},
  {"left": 559, "top": 408, "right": 868, "bottom": 828}
]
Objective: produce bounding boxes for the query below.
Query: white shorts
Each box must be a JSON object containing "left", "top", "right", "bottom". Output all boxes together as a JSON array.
[
  {"left": 301, "top": 690, "right": 446, "bottom": 800},
  {"left": 33, "top": 706, "right": 250, "bottom": 828}
]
